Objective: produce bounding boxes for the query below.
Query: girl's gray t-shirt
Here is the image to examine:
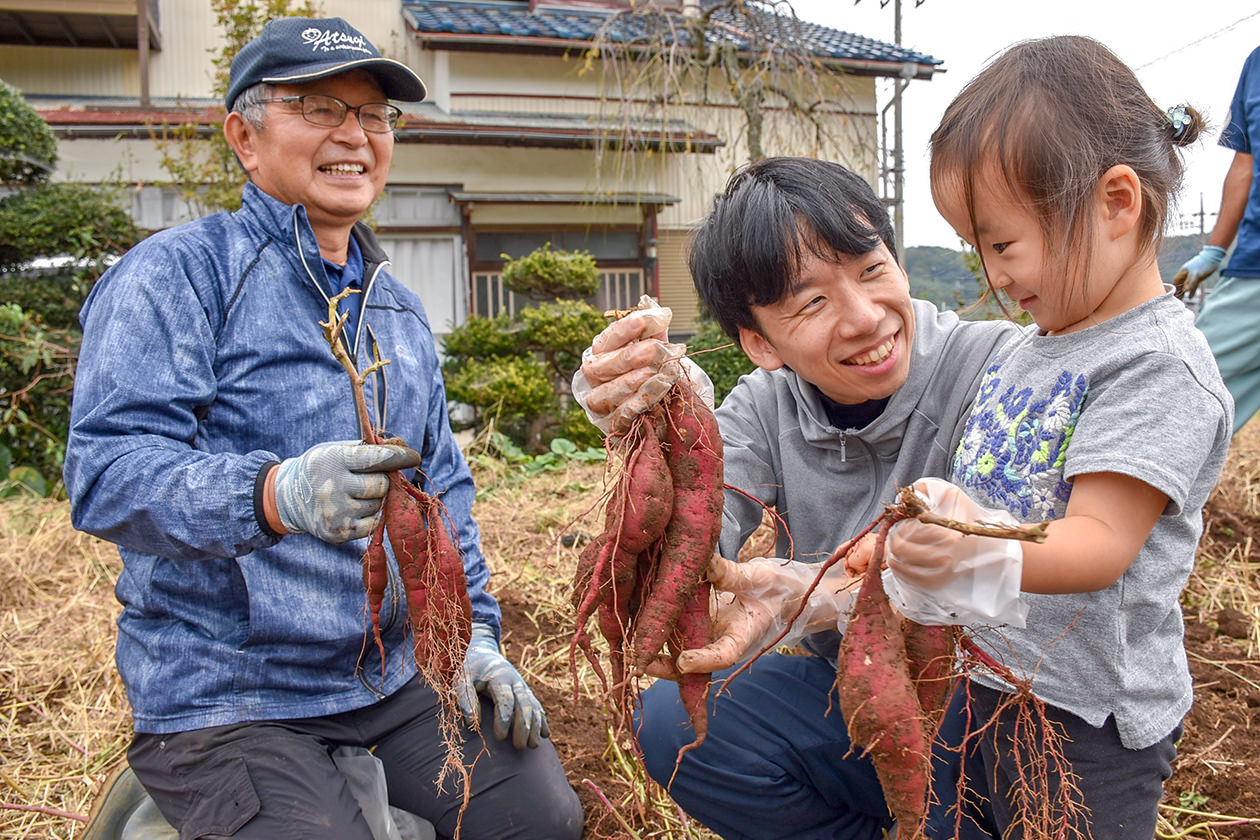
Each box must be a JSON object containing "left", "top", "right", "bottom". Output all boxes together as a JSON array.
[{"left": 951, "top": 291, "right": 1233, "bottom": 749}]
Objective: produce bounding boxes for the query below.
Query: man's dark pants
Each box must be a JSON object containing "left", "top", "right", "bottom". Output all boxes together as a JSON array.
[{"left": 128, "top": 676, "right": 583, "bottom": 840}]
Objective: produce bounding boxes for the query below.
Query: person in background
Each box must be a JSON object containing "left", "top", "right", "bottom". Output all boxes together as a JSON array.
[
  {"left": 1175, "top": 44, "right": 1260, "bottom": 434},
  {"left": 66, "top": 16, "right": 582, "bottom": 840}
]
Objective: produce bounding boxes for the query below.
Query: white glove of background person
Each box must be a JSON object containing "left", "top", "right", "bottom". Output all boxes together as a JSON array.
[
  {"left": 1173, "top": 244, "right": 1227, "bottom": 299},
  {"left": 272, "top": 440, "right": 420, "bottom": 543},
  {"left": 456, "top": 622, "right": 549, "bottom": 750},
  {"left": 672, "top": 554, "right": 859, "bottom": 675},
  {"left": 571, "top": 297, "right": 715, "bottom": 435},
  {"left": 884, "top": 477, "right": 1028, "bottom": 627}
]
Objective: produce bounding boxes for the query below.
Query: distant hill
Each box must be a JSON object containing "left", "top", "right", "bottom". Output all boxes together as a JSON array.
[{"left": 903, "top": 233, "right": 1215, "bottom": 312}]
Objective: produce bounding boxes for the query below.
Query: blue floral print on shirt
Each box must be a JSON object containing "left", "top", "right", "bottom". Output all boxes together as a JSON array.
[{"left": 952, "top": 360, "right": 1087, "bottom": 521}]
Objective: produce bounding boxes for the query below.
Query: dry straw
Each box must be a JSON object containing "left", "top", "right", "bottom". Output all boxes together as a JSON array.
[{"left": 3, "top": 420, "right": 1256, "bottom": 839}]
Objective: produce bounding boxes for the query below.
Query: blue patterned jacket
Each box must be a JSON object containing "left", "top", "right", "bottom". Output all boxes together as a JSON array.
[{"left": 64, "top": 183, "right": 500, "bottom": 734}]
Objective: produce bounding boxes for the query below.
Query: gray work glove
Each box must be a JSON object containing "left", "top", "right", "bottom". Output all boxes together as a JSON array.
[
  {"left": 273, "top": 440, "right": 420, "bottom": 543},
  {"left": 1174, "top": 245, "right": 1227, "bottom": 299},
  {"left": 456, "top": 622, "right": 549, "bottom": 750}
]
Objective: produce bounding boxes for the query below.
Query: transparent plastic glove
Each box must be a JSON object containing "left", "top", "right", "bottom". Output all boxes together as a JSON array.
[
  {"left": 884, "top": 477, "right": 1028, "bottom": 627},
  {"left": 1173, "top": 244, "right": 1226, "bottom": 300},
  {"left": 273, "top": 441, "right": 420, "bottom": 543},
  {"left": 571, "top": 295, "right": 715, "bottom": 435},
  {"left": 674, "top": 554, "right": 859, "bottom": 675},
  {"left": 456, "top": 622, "right": 549, "bottom": 750}
]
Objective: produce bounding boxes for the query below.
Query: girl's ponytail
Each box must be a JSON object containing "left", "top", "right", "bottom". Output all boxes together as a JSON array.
[{"left": 1165, "top": 104, "right": 1206, "bottom": 147}]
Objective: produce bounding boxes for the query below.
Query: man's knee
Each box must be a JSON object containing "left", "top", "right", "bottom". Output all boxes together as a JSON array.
[{"left": 635, "top": 680, "right": 692, "bottom": 787}]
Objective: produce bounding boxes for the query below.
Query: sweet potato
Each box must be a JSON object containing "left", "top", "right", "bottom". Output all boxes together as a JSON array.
[
  {"left": 668, "top": 576, "right": 712, "bottom": 760},
  {"left": 571, "top": 417, "right": 674, "bottom": 689},
  {"left": 388, "top": 475, "right": 474, "bottom": 687},
  {"left": 569, "top": 303, "right": 722, "bottom": 764},
  {"left": 362, "top": 517, "right": 390, "bottom": 680},
  {"left": 837, "top": 522, "right": 931, "bottom": 838},
  {"left": 630, "top": 385, "right": 723, "bottom": 671},
  {"left": 902, "top": 620, "right": 956, "bottom": 724}
]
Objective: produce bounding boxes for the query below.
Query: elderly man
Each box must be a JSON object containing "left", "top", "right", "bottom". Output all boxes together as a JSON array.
[
  {"left": 66, "top": 17, "right": 581, "bottom": 840},
  {"left": 576, "top": 156, "right": 1017, "bottom": 840}
]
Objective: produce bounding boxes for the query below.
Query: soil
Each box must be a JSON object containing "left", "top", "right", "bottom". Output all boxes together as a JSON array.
[
  {"left": 503, "top": 592, "right": 1260, "bottom": 840},
  {"left": 492, "top": 480, "right": 1260, "bottom": 840},
  {"left": 496, "top": 591, "right": 657, "bottom": 840},
  {"left": 1176, "top": 617, "right": 1260, "bottom": 836}
]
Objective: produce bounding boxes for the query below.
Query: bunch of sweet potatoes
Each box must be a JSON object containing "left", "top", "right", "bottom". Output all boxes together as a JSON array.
[
  {"left": 319, "top": 294, "right": 473, "bottom": 740},
  {"left": 571, "top": 377, "right": 723, "bottom": 753}
]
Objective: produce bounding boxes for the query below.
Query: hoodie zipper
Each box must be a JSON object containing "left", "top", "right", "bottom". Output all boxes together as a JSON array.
[{"left": 292, "top": 217, "right": 400, "bottom": 698}]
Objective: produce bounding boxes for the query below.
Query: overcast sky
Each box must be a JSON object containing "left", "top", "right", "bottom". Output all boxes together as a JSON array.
[{"left": 786, "top": 0, "right": 1260, "bottom": 249}]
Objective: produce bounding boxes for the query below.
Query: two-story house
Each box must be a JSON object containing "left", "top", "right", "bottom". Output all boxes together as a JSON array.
[{"left": 0, "top": 0, "right": 939, "bottom": 339}]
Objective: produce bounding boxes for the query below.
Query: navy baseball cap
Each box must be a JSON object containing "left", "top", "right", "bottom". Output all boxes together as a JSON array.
[{"left": 226, "top": 17, "right": 426, "bottom": 109}]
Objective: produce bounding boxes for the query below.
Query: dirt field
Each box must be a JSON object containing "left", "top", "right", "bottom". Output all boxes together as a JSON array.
[{"left": 1, "top": 421, "right": 1257, "bottom": 839}]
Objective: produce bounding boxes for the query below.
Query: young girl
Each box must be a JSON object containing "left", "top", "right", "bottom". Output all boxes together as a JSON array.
[{"left": 885, "top": 36, "right": 1234, "bottom": 839}]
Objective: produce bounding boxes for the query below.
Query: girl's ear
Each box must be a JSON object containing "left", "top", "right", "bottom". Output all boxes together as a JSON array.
[
  {"left": 223, "top": 112, "right": 260, "bottom": 176},
  {"left": 1097, "top": 164, "right": 1142, "bottom": 238},
  {"left": 738, "top": 326, "right": 785, "bottom": 371}
]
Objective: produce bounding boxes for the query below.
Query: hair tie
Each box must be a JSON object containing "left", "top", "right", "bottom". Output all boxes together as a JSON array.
[{"left": 1166, "top": 105, "right": 1191, "bottom": 140}]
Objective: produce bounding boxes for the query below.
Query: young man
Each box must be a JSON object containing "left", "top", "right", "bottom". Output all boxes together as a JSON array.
[
  {"left": 66, "top": 17, "right": 581, "bottom": 840},
  {"left": 578, "top": 156, "right": 1015, "bottom": 839}
]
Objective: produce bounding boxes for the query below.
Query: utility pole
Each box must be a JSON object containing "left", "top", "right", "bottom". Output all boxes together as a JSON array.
[
  {"left": 137, "top": 0, "right": 151, "bottom": 107},
  {"left": 892, "top": 0, "right": 905, "bottom": 256}
]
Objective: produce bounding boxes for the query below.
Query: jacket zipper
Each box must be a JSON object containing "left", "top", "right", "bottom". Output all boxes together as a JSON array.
[{"left": 292, "top": 218, "right": 401, "bottom": 698}]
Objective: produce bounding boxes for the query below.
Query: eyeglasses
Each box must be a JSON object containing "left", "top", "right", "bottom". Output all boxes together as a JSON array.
[{"left": 258, "top": 94, "right": 402, "bottom": 134}]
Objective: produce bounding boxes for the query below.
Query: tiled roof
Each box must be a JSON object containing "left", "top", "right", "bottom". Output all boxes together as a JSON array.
[{"left": 401, "top": 1, "right": 940, "bottom": 72}]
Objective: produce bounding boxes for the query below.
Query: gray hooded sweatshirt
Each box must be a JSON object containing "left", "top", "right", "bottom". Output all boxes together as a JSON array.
[{"left": 714, "top": 299, "right": 1016, "bottom": 660}]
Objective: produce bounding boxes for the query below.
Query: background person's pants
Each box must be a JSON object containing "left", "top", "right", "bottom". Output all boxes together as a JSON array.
[
  {"left": 1196, "top": 275, "right": 1260, "bottom": 434},
  {"left": 128, "top": 676, "right": 583, "bottom": 840}
]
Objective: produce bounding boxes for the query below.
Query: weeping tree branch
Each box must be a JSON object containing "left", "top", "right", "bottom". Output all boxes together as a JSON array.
[{"left": 586, "top": 0, "right": 876, "bottom": 181}]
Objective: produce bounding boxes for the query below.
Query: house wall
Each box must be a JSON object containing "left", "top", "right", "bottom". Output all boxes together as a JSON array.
[
  {"left": 5, "top": 0, "right": 886, "bottom": 335},
  {"left": 0, "top": 3, "right": 219, "bottom": 98}
]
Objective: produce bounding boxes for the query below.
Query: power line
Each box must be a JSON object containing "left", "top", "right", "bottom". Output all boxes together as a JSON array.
[{"left": 1135, "top": 11, "right": 1260, "bottom": 70}]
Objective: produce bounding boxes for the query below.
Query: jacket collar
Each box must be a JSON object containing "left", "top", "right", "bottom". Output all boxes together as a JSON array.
[{"left": 237, "top": 182, "right": 387, "bottom": 273}]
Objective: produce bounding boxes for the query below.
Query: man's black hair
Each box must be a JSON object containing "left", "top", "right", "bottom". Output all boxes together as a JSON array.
[{"left": 689, "top": 157, "right": 897, "bottom": 342}]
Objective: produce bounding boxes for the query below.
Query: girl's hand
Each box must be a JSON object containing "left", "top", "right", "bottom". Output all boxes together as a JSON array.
[
  {"left": 886, "top": 478, "right": 1017, "bottom": 589},
  {"left": 884, "top": 478, "right": 1028, "bottom": 626}
]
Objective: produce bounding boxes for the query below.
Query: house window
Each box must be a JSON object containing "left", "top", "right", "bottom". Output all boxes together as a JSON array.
[
  {"left": 472, "top": 269, "right": 644, "bottom": 319},
  {"left": 473, "top": 230, "right": 641, "bottom": 263}
]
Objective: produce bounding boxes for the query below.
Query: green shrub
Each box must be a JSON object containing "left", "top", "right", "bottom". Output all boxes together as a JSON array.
[
  {"left": 444, "top": 355, "right": 554, "bottom": 425},
  {"left": 0, "top": 182, "right": 137, "bottom": 274},
  {"left": 0, "top": 303, "right": 77, "bottom": 493},
  {"left": 555, "top": 399, "right": 606, "bottom": 450},
  {"left": 517, "top": 298, "right": 607, "bottom": 374},
  {"left": 0, "top": 269, "right": 92, "bottom": 331},
  {"left": 0, "top": 80, "right": 57, "bottom": 186},
  {"left": 501, "top": 243, "right": 599, "bottom": 298},
  {"left": 442, "top": 261, "right": 606, "bottom": 452},
  {"left": 687, "top": 319, "right": 755, "bottom": 406},
  {"left": 441, "top": 312, "right": 517, "bottom": 359}
]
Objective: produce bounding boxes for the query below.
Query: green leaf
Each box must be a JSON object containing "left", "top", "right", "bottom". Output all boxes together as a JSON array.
[
  {"left": 549, "top": 437, "right": 578, "bottom": 456},
  {"left": 6, "top": 465, "right": 49, "bottom": 497}
]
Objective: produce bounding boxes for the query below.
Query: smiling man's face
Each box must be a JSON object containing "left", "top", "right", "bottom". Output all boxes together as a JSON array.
[
  {"left": 738, "top": 241, "right": 916, "bottom": 405},
  {"left": 235, "top": 70, "right": 393, "bottom": 241}
]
